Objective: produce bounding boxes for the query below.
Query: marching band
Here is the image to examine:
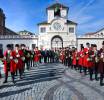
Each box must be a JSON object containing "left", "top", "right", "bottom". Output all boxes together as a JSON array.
[
  {"left": 0, "top": 41, "right": 104, "bottom": 86},
  {"left": 59, "top": 41, "right": 104, "bottom": 86}
]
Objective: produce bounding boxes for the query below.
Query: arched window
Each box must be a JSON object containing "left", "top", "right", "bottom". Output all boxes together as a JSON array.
[{"left": 54, "top": 6, "right": 61, "bottom": 17}]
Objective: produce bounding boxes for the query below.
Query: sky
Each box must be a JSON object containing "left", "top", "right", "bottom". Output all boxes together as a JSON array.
[{"left": 0, "top": 0, "right": 104, "bottom": 35}]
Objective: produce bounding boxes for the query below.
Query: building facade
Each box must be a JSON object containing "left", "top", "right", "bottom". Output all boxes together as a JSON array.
[
  {"left": 77, "top": 28, "right": 104, "bottom": 50},
  {"left": 0, "top": 35, "right": 38, "bottom": 52},
  {"left": 38, "top": 3, "right": 77, "bottom": 49}
]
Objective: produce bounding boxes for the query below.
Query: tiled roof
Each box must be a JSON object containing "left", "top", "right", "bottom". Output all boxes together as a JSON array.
[
  {"left": 67, "top": 20, "right": 77, "bottom": 25},
  {"left": 84, "top": 28, "right": 104, "bottom": 36},
  {"left": 37, "top": 21, "right": 50, "bottom": 25}
]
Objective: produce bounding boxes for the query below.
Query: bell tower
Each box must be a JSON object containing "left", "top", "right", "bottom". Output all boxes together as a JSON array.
[
  {"left": 0, "top": 8, "right": 6, "bottom": 35},
  {"left": 47, "top": 3, "right": 69, "bottom": 23}
]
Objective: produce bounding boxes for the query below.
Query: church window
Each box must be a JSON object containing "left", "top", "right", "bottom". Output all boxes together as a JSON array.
[
  {"left": 40, "top": 27, "right": 46, "bottom": 33},
  {"left": 69, "top": 27, "right": 74, "bottom": 33},
  {"left": 101, "top": 33, "right": 103, "bottom": 35}
]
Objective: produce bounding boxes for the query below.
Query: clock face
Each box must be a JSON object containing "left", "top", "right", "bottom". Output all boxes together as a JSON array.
[{"left": 53, "top": 22, "right": 62, "bottom": 31}]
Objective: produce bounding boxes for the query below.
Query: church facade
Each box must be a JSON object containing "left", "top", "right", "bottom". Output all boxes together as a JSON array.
[{"left": 38, "top": 3, "right": 77, "bottom": 49}]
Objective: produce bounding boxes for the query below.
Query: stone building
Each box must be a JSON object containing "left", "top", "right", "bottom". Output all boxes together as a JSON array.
[{"left": 38, "top": 3, "right": 77, "bottom": 49}]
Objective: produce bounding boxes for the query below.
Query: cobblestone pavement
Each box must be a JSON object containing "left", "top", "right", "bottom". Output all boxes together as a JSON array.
[{"left": 0, "top": 63, "right": 104, "bottom": 100}]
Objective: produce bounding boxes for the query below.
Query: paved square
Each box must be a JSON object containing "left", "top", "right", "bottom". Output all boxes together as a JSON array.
[{"left": 0, "top": 63, "right": 104, "bottom": 100}]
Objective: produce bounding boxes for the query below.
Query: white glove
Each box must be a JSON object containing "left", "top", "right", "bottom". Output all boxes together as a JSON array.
[
  {"left": 10, "top": 56, "right": 13, "bottom": 59},
  {"left": 16, "top": 54, "right": 20, "bottom": 57}
]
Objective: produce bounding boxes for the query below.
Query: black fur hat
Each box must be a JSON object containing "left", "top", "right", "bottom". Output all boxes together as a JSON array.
[
  {"left": 6, "top": 44, "right": 11, "bottom": 49},
  {"left": 86, "top": 42, "right": 90, "bottom": 45},
  {"left": 15, "top": 44, "right": 19, "bottom": 47}
]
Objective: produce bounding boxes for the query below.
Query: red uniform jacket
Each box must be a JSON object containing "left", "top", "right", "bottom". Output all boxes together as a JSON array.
[
  {"left": 78, "top": 50, "right": 84, "bottom": 66},
  {"left": 83, "top": 48, "right": 95, "bottom": 68},
  {"left": 98, "top": 48, "right": 104, "bottom": 73},
  {"left": 60, "top": 51, "right": 65, "bottom": 61},
  {"left": 72, "top": 51, "right": 78, "bottom": 65},
  {"left": 3, "top": 50, "right": 16, "bottom": 73},
  {"left": 14, "top": 50, "right": 24, "bottom": 69},
  {"left": 34, "top": 50, "right": 40, "bottom": 62}
]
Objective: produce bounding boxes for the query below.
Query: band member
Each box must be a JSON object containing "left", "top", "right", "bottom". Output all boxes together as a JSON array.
[
  {"left": 93, "top": 44, "right": 99, "bottom": 81},
  {"left": 34, "top": 47, "right": 40, "bottom": 66},
  {"left": 68, "top": 48, "right": 72, "bottom": 68},
  {"left": 43, "top": 49, "right": 47, "bottom": 63},
  {"left": 78, "top": 44, "right": 84, "bottom": 73},
  {"left": 60, "top": 48, "right": 65, "bottom": 64},
  {"left": 98, "top": 41, "right": 104, "bottom": 86},
  {"left": 50, "top": 49, "right": 55, "bottom": 63},
  {"left": 72, "top": 48, "right": 78, "bottom": 70},
  {"left": 83, "top": 43, "right": 91, "bottom": 75},
  {"left": 64, "top": 47, "right": 70, "bottom": 66},
  {"left": 30, "top": 49, "right": 34, "bottom": 67},
  {"left": 20, "top": 44, "right": 26, "bottom": 73},
  {"left": 14, "top": 44, "right": 24, "bottom": 79},
  {"left": 3, "top": 44, "right": 16, "bottom": 84},
  {"left": 87, "top": 44, "right": 95, "bottom": 81},
  {"left": 25, "top": 47, "right": 31, "bottom": 70}
]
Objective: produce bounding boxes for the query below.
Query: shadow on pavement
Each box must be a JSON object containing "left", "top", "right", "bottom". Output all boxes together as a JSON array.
[{"left": 0, "top": 87, "right": 32, "bottom": 98}]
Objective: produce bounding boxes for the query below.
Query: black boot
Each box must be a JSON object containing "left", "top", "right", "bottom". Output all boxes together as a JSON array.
[{"left": 3, "top": 80, "right": 7, "bottom": 83}]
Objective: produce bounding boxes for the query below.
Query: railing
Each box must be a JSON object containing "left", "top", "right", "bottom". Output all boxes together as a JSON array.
[{"left": 0, "top": 35, "right": 38, "bottom": 39}]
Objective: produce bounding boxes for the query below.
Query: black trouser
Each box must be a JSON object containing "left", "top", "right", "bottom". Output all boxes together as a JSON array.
[
  {"left": 47, "top": 56, "right": 50, "bottom": 63},
  {"left": 68, "top": 57, "right": 72, "bottom": 67},
  {"left": 64, "top": 58, "right": 68, "bottom": 66},
  {"left": 5, "top": 71, "right": 15, "bottom": 82},
  {"left": 75, "top": 61, "right": 79, "bottom": 70},
  {"left": 94, "top": 63, "right": 99, "bottom": 80},
  {"left": 26, "top": 59, "right": 30, "bottom": 70},
  {"left": 100, "top": 73, "right": 104, "bottom": 85},
  {"left": 16, "top": 68, "right": 23, "bottom": 78},
  {"left": 5, "top": 63, "right": 15, "bottom": 82},
  {"left": 79, "top": 65, "right": 82, "bottom": 73},
  {"left": 30, "top": 59, "right": 34, "bottom": 67},
  {"left": 83, "top": 67, "right": 87, "bottom": 75},
  {"left": 50, "top": 57, "right": 54, "bottom": 63},
  {"left": 44, "top": 56, "right": 47, "bottom": 63},
  {"left": 89, "top": 67, "right": 94, "bottom": 80}
]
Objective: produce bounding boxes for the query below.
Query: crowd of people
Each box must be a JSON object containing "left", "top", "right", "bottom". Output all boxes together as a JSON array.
[
  {"left": 0, "top": 41, "right": 104, "bottom": 86},
  {"left": 59, "top": 41, "right": 104, "bottom": 86},
  {"left": 0, "top": 44, "right": 59, "bottom": 84}
]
